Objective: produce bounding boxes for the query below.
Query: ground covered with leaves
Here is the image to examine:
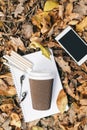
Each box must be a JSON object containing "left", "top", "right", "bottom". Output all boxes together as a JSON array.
[{"left": 0, "top": 0, "right": 87, "bottom": 130}]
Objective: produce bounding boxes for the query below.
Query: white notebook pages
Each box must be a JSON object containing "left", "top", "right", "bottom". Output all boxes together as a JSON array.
[{"left": 10, "top": 50, "right": 63, "bottom": 122}]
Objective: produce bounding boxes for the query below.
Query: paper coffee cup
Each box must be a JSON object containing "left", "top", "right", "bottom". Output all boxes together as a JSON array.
[{"left": 29, "top": 71, "right": 54, "bottom": 110}]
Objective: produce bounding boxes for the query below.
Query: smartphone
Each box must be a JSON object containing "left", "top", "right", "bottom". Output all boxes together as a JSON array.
[{"left": 55, "top": 26, "right": 87, "bottom": 66}]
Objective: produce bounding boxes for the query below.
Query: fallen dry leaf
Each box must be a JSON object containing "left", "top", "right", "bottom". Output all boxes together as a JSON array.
[
  {"left": 0, "top": 11, "right": 4, "bottom": 17},
  {"left": 45, "top": 41, "right": 61, "bottom": 48},
  {"left": 0, "top": 0, "right": 87, "bottom": 129},
  {"left": 80, "top": 99, "right": 87, "bottom": 106},
  {"left": 29, "top": 41, "right": 51, "bottom": 59},
  {"left": 76, "top": 16, "right": 87, "bottom": 32},
  {"left": 31, "top": 11, "right": 50, "bottom": 33},
  {"left": 77, "top": 82, "right": 87, "bottom": 97},
  {"left": 55, "top": 56, "right": 71, "bottom": 73},
  {"left": 0, "top": 103, "right": 14, "bottom": 113},
  {"left": 65, "top": 3, "right": 73, "bottom": 15},
  {"left": 73, "top": 0, "right": 87, "bottom": 16},
  {"left": 10, "top": 112, "right": 21, "bottom": 128},
  {"left": 0, "top": 79, "right": 8, "bottom": 89},
  {"left": 0, "top": 21, "right": 3, "bottom": 27},
  {"left": 44, "top": 0, "right": 59, "bottom": 12},
  {"left": 7, "top": 86, "right": 16, "bottom": 96},
  {"left": 68, "top": 20, "right": 79, "bottom": 25},
  {"left": 22, "top": 24, "right": 33, "bottom": 39},
  {"left": 57, "top": 89, "right": 68, "bottom": 113},
  {"left": 14, "top": 3, "right": 24, "bottom": 18},
  {"left": 58, "top": 5, "right": 64, "bottom": 19},
  {"left": 2, "top": 118, "right": 12, "bottom": 130},
  {"left": 0, "top": 73, "right": 14, "bottom": 86},
  {"left": 81, "top": 63, "right": 87, "bottom": 73},
  {"left": 28, "top": 119, "right": 40, "bottom": 128},
  {"left": 0, "top": 113, "right": 8, "bottom": 125},
  {"left": 10, "top": 36, "right": 26, "bottom": 52},
  {"left": 63, "top": 76, "right": 79, "bottom": 101},
  {"left": 0, "top": 86, "right": 16, "bottom": 96}
]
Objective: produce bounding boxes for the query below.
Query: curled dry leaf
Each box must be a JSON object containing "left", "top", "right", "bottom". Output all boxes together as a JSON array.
[
  {"left": 77, "top": 82, "right": 87, "bottom": 96},
  {"left": 10, "top": 113, "right": 21, "bottom": 128},
  {"left": 22, "top": 24, "right": 33, "bottom": 39},
  {"left": 10, "top": 36, "right": 26, "bottom": 52},
  {"left": 62, "top": 13, "right": 79, "bottom": 28},
  {"left": 76, "top": 16, "right": 87, "bottom": 32},
  {"left": 55, "top": 56, "right": 71, "bottom": 73},
  {"left": 41, "top": 18, "right": 50, "bottom": 34},
  {"left": 63, "top": 77, "right": 79, "bottom": 101},
  {"left": 30, "top": 32, "right": 42, "bottom": 43},
  {"left": 2, "top": 41, "right": 16, "bottom": 55},
  {"left": 0, "top": 103, "right": 14, "bottom": 113},
  {"left": 57, "top": 89, "right": 68, "bottom": 113},
  {"left": 44, "top": 0, "right": 59, "bottom": 12}
]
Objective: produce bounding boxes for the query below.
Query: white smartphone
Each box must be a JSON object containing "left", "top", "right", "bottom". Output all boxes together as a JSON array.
[{"left": 55, "top": 26, "right": 87, "bottom": 66}]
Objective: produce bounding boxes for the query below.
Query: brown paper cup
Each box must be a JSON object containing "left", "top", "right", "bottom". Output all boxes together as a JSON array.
[{"left": 29, "top": 71, "right": 54, "bottom": 110}]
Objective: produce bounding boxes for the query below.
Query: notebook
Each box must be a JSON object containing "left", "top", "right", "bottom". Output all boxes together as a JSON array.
[{"left": 10, "top": 50, "right": 63, "bottom": 122}]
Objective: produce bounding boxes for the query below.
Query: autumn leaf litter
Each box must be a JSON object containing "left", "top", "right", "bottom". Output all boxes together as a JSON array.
[{"left": 0, "top": 0, "right": 87, "bottom": 130}]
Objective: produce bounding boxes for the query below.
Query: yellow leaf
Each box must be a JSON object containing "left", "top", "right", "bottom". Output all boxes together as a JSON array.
[
  {"left": 0, "top": 21, "right": 3, "bottom": 27},
  {"left": 32, "top": 11, "right": 50, "bottom": 29},
  {"left": 29, "top": 41, "right": 51, "bottom": 59},
  {"left": 32, "top": 126, "right": 43, "bottom": 130},
  {"left": 76, "top": 16, "right": 87, "bottom": 32},
  {"left": 44, "top": 0, "right": 59, "bottom": 12},
  {"left": 68, "top": 20, "right": 79, "bottom": 25}
]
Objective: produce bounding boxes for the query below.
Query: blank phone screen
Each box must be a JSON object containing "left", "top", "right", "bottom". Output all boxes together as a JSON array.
[{"left": 59, "top": 30, "right": 87, "bottom": 62}]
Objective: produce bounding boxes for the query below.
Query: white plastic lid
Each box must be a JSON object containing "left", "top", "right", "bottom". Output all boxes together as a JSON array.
[{"left": 29, "top": 71, "right": 55, "bottom": 80}]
